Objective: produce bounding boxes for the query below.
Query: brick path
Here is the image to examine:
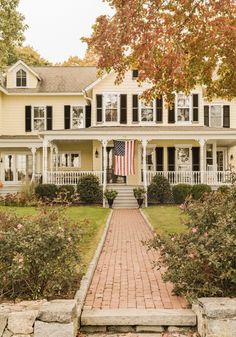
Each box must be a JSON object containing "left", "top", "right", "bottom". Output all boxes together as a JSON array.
[{"left": 84, "top": 209, "right": 188, "bottom": 310}]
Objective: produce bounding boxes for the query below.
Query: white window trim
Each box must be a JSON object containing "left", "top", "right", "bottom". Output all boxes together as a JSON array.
[
  {"left": 174, "top": 144, "right": 193, "bottom": 171},
  {"left": 1, "top": 152, "right": 33, "bottom": 184},
  {"left": 138, "top": 97, "right": 156, "bottom": 125},
  {"left": 70, "top": 105, "right": 85, "bottom": 129},
  {"left": 16, "top": 69, "right": 28, "bottom": 88},
  {"left": 103, "top": 92, "right": 120, "bottom": 125},
  {"left": 208, "top": 104, "right": 223, "bottom": 128},
  {"left": 32, "top": 106, "right": 47, "bottom": 132},
  {"left": 175, "top": 94, "right": 192, "bottom": 124},
  {"left": 58, "top": 151, "right": 82, "bottom": 169}
]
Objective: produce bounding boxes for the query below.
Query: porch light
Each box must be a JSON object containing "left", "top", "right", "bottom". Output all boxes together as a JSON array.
[
  {"left": 0, "top": 158, "right": 2, "bottom": 164},
  {"left": 95, "top": 149, "right": 99, "bottom": 158},
  {"left": 230, "top": 154, "right": 234, "bottom": 161}
]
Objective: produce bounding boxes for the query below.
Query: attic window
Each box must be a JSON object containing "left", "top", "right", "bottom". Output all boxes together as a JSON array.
[
  {"left": 132, "top": 69, "right": 139, "bottom": 79},
  {"left": 16, "top": 69, "right": 27, "bottom": 87}
]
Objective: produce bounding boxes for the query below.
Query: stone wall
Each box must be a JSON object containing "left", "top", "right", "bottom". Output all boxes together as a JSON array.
[
  {"left": 0, "top": 299, "right": 78, "bottom": 337},
  {"left": 192, "top": 298, "right": 236, "bottom": 337}
]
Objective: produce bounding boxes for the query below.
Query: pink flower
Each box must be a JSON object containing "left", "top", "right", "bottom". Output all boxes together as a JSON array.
[
  {"left": 17, "top": 223, "right": 23, "bottom": 230},
  {"left": 171, "top": 237, "right": 176, "bottom": 241},
  {"left": 68, "top": 237, "right": 72, "bottom": 242},
  {"left": 192, "top": 227, "right": 198, "bottom": 233},
  {"left": 189, "top": 253, "right": 195, "bottom": 259},
  {"left": 204, "top": 232, "right": 208, "bottom": 237},
  {"left": 179, "top": 204, "right": 185, "bottom": 210}
]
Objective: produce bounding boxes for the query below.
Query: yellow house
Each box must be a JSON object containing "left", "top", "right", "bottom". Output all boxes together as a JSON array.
[{"left": 0, "top": 60, "right": 236, "bottom": 206}]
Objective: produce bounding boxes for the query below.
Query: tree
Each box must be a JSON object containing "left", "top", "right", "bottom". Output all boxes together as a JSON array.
[
  {"left": 0, "top": 0, "right": 26, "bottom": 70},
  {"left": 60, "top": 48, "right": 98, "bottom": 66},
  {"left": 8, "top": 45, "right": 51, "bottom": 66},
  {"left": 84, "top": 0, "right": 236, "bottom": 103}
]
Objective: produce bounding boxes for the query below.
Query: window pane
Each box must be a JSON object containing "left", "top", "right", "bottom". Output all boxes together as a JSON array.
[
  {"left": 141, "top": 108, "right": 154, "bottom": 121},
  {"left": 4, "top": 155, "right": 14, "bottom": 181},
  {"left": 177, "top": 108, "right": 190, "bottom": 122},
  {"left": 34, "top": 107, "right": 45, "bottom": 118},
  {"left": 33, "top": 107, "right": 45, "bottom": 131},
  {"left": 106, "top": 109, "right": 117, "bottom": 122},
  {"left": 16, "top": 155, "right": 33, "bottom": 181},
  {"left": 105, "top": 94, "right": 118, "bottom": 122},
  {"left": 176, "top": 148, "right": 191, "bottom": 171},
  {"left": 210, "top": 106, "right": 222, "bottom": 127},
  {"left": 72, "top": 106, "right": 84, "bottom": 128},
  {"left": 34, "top": 119, "right": 45, "bottom": 131},
  {"left": 177, "top": 94, "right": 190, "bottom": 107},
  {"left": 60, "top": 154, "right": 69, "bottom": 167},
  {"left": 71, "top": 154, "right": 80, "bottom": 167}
]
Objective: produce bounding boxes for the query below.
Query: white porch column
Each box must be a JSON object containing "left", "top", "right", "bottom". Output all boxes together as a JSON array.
[
  {"left": 30, "top": 146, "right": 37, "bottom": 182},
  {"left": 50, "top": 143, "right": 54, "bottom": 172},
  {"left": 199, "top": 139, "right": 206, "bottom": 184},
  {"left": 42, "top": 140, "right": 48, "bottom": 184},
  {"left": 55, "top": 146, "right": 59, "bottom": 172},
  {"left": 213, "top": 140, "right": 217, "bottom": 170},
  {"left": 102, "top": 139, "right": 108, "bottom": 208},
  {"left": 142, "top": 139, "right": 148, "bottom": 207}
]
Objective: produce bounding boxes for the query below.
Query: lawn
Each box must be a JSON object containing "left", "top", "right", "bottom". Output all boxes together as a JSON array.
[
  {"left": 0, "top": 205, "right": 110, "bottom": 272},
  {"left": 143, "top": 205, "right": 188, "bottom": 236}
]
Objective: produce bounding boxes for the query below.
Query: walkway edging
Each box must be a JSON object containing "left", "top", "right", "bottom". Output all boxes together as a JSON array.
[
  {"left": 74, "top": 210, "right": 113, "bottom": 328},
  {"left": 139, "top": 208, "right": 156, "bottom": 234}
]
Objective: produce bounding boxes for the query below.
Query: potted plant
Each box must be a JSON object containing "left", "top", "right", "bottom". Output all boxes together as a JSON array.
[
  {"left": 133, "top": 187, "right": 146, "bottom": 208},
  {"left": 104, "top": 189, "right": 118, "bottom": 208}
]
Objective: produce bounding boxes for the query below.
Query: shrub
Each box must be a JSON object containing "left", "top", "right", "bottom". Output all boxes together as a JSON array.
[
  {"left": 149, "top": 190, "right": 236, "bottom": 299},
  {"left": 57, "top": 185, "right": 75, "bottom": 202},
  {"left": 172, "top": 184, "right": 192, "bottom": 204},
  {"left": 217, "top": 185, "right": 230, "bottom": 194},
  {"left": 104, "top": 189, "right": 118, "bottom": 200},
  {"left": 77, "top": 174, "right": 102, "bottom": 203},
  {"left": 148, "top": 174, "right": 172, "bottom": 204},
  {"left": 35, "top": 184, "right": 58, "bottom": 201},
  {"left": 191, "top": 184, "right": 212, "bottom": 200},
  {"left": 133, "top": 187, "right": 146, "bottom": 199},
  {"left": 0, "top": 206, "right": 81, "bottom": 300}
]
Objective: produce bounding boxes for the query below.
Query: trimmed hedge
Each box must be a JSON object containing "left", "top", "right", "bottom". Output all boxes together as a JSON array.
[
  {"left": 191, "top": 184, "right": 212, "bottom": 200},
  {"left": 217, "top": 185, "right": 230, "bottom": 194},
  {"left": 57, "top": 185, "right": 75, "bottom": 202},
  {"left": 35, "top": 184, "right": 58, "bottom": 201},
  {"left": 148, "top": 174, "right": 172, "bottom": 204},
  {"left": 172, "top": 184, "right": 192, "bottom": 204},
  {"left": 77, "top": 174, "right": 102, "bottom": 203}
]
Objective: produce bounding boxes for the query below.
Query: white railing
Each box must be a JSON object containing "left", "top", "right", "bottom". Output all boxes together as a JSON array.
[
  {"left": 147, "top": 171, "right": 234, "bottom": 186},
  {"left": 47, "top": 171, "right": 103, "bottom": 185}
]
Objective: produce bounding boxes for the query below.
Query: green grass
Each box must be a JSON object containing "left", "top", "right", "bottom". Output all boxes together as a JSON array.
[
  {"left": 0, "top": 205, "right": 110, "bottom": 272},
  {"left": 143, "top": 205, "right": 188, "bottom": 236}
]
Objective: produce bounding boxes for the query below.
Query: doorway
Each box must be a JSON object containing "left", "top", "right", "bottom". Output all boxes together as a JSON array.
[{"left": 106, "top": 147, "right": 126, "bottom": 184}]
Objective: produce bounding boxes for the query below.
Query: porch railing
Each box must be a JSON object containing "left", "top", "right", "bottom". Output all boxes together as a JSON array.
[
  {"left": 146, "top": 171, "right": 234, "bottom": 186},
  {"left": 47, "top": 171, "right": 103, "bottom": 185}
]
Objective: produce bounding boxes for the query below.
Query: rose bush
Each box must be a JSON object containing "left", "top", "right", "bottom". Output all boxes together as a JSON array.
[{"left": 149, "top": 189, "right": 236, "bottom": 299}]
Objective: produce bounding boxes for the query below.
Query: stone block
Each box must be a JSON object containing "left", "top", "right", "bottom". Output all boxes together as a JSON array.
[
  {"left": 80, "top": 325, "right": 107, "bottom": 333},
  {"left": 0, "top": 313, "right": 8, "bottom": 336},
  {"left": 107, "top": 325, "right": 136, "bottom": 332},
  {"left": 37, "top": 300, "right": 77, "bottom": 323},
  {"left": 197, "top": 298, "right": 236, "bottom": 319},
  {"left": 34, "top": 321, "right": 76, "bottom": 337},
  {"left": 136, "top": 326, "right": 164, "bottom": 332},
  {"left": 8, "top": 311, "right": 38, "bottom": 335},
  {"left": 207, "top": 318, "right": 236, "bottom": 337},
  {"left": 168, "top": 326, "right": 192, "bottom": 332},
  {"left": 2, "top": 330, "right": 12, "bottom": 337}
]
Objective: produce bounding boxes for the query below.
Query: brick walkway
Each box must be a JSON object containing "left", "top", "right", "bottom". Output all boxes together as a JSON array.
[{"left": 84, "top": 209, "right": 188, "bottom": 310}]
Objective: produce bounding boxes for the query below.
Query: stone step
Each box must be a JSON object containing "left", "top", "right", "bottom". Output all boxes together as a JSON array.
[{"left": 81, "top": 309, "right": 197, "bottom": 327}]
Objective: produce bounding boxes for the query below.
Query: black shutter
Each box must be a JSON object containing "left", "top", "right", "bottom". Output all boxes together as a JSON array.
[
  {"left": 192, "top": 94, "right": 199, "bottom": 122},
  {"left": 156, "top": 97, "right": 163, "bottom": 123},
  {"left": 168, "top": 147, "right": 175, "bottom": 171},
  {"left": 120, "top": 94, "right": 127, "bottom": 124},
  {"left": 192, "top": 147, "right": 200, "bottom": 171},
  {"left": 223, "top": 105, "right": 230, "bottom": 128},
  {"left": 132, "top": 70, "right": 139, "bottom": 79},
  {"left": 25, "top": 106, "right": 32, "bottom": 132},
  {"left": 132, "top": 94, "right": 139, "bottom": 122},
  {"left": 96, "top": 94, "right": 103, "bottom": 122},
  {"left": 64, "top": 105, "right": 71, "bottom": 129},
  {"left": 156, "top": 147, "right": 164, "bottom": 171},
  {"left": 204, "top": 106, "right": 209, "bottom": 126},
  {"left": 168, "top": 104, "right": 175, "bottom": 123},
  {"left": 85, "top": 105, "right": 91, "bottom": 128},
  {"left": 46, "top": 106, "right": 53, "bottom": 130}
]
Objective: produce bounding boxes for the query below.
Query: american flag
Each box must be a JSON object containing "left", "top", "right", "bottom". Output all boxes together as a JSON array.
[{"left": 114, "top": 140, "right": 135, "bottom": 176}]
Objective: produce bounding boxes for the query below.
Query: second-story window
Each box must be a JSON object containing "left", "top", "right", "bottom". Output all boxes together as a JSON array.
[
  {"left": 16, "top": 69, "right": 27, "bottom": 87},
  {"left": 72, "top": 106, "right": 84, "bottom": 128},
  {"left": 176, "top": 94, "right": 191, "bottom": 122},
  {"left": 210, "top": 105, "right": 222, "bottom": 127},
  {"left": 33, "top": 106, "right": 46, "bottom": 131},
  {"left": 140, "top": 100, "right": 154, "bottom": 122},
  {"left": 104, "top": 93, "right": 119, "bottom": 122}
]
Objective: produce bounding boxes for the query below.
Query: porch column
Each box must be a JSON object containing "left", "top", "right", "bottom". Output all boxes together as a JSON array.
[
  {"left": 50, "top": 143, "right": 54, "bottom": 171},
  {"left": 142, "top": 139, "right": 148, "bottom": 207},
  {"left": 199, "top": 139, "right": 206, "bottom": 184},
  {"left": 102, "top": 139, "right": 108, "bottom": 208},
  {"left": 42, "top": 140, "right": 48, "bottom": 184},
  {"left": 213, "top": 140, "right": 217, "bottom": 170},
  {"left": 30, "top": 146, "right": 37, "bottom": 182}
]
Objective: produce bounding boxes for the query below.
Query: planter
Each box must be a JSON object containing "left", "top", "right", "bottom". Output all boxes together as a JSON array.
[
  {"left": 107, "top": 198, "right": 114, "bottom": 208},
  {"left": 137, "top": 198, "right": 144, "bottom": 208}
]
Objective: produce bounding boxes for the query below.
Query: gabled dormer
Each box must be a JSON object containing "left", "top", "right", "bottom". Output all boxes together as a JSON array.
[{"left": 6, "top": 60, "right": 41, "bottom": 89}]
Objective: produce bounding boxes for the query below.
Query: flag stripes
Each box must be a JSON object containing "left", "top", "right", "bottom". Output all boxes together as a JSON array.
[{"left": 114, "top": 140, "right": 135, "bottom": 176}]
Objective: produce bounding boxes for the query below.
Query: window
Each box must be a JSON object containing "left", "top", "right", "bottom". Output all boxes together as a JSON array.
[
  {"left": 132, "top": 69, "right": 139, "bottom": 79},
  {"left": 104, "top": 93, "right": 118, "bottom": 122},
  {"left": 206, "top": 144, "right": 214, "bottom": 170},
  {"left": 58, "top": 153, "right": 81, "bottom": 168},
  {"left": 140, "top": 100, "right": 154, "bottom": 122},
  {"left": 176, "top": 146, "right": 191, "bottom": 171},
  {"left": 4, "top": 154, "right": 32, "bottom": 182},
  {"left": 33, "top": 106, "right": 46, "bottom": 131},
  {"left": 16, "top": 69, "right": 27, "bottom": 87},
  {"left": 176, "top": 94, "right": 191, "bottom": 122},
  {"left": 71, "top": 106, "right": 84, "bottom": 129},
  {"left": 210, "top": 105, "right": 222, "bottom": 127}
]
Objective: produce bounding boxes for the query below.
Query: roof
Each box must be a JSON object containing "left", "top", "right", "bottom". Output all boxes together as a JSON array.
[{"left": 4, "top": 66, "right": 98, "bottom": 94}]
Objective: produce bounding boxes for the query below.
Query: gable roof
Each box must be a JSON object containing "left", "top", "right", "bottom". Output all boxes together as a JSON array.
[
  {"left": 5, "top": 66, "right": 98, "bottom": 94},
  {"left": 8, "top": 60, "right": 41, "bottom": 81}
]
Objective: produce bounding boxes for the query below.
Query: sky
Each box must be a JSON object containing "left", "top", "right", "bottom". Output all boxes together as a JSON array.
[{"left": 18, "top": 0, "right": 113, "bottom": 63}]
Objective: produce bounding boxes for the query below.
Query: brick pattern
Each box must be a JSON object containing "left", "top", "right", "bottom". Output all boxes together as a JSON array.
[{"left": 84, "top": 209, "right": 188, "bottom": 310}]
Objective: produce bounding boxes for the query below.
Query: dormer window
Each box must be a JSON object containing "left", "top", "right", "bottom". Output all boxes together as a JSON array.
[{"left": 16, "top": 69, "right": 27, "bottom": 87}]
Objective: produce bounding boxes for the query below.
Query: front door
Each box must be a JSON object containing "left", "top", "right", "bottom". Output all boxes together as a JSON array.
[{"left": 106, "top": 147, "right": 126, "bottom": 184}]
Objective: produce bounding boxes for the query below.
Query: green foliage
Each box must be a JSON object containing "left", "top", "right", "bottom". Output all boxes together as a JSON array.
[
  {"left": 77, "top": 174, "right": 102, "bottom": 203},
  {"left": 149, "top": 190, "right": 236, "bottom": 299},
  {"left": 57, "top": 185, "right": 75, "bottom": 202},
  {"left": 172, "top": 184, "right": 192, "bottom": 204},
  {"left": 217, "top": 185, "right": 230, "bottom": 194},
  {"left": 0, "top": 206, "right": 82, "bottom": 299},
  {"left": 104, "top": 189, "right": 118, "bottom": 200},
  {"left": 8, "top": 45, "right": 51, "bottom": 66},
  {"left": 35, "top": 184, "right": 58, "bottom": 201},
  {"left": 0, "top": 180, "right": 38, "bottom": 207},
  {"left": 191, "top": 184, "right": 212, "bottom": 200},
  {"left": 148, "top": 174, "right": 172, "bottom": 204},
  {"left": 133, "top": 187, "right": 146, "bottom": 199}
]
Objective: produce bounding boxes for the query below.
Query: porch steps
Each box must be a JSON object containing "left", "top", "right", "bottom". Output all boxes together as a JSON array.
[{"left": 107, "top": 185, "right": 139, "bottom": 209}]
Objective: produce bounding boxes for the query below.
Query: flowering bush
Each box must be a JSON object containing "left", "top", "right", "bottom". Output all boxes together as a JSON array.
[
  {"left": 149, "top": 190, "right": 236, "bottom": 299},
  {"left": 0, "top": 206, "right": 82, "bottom": 300}
]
